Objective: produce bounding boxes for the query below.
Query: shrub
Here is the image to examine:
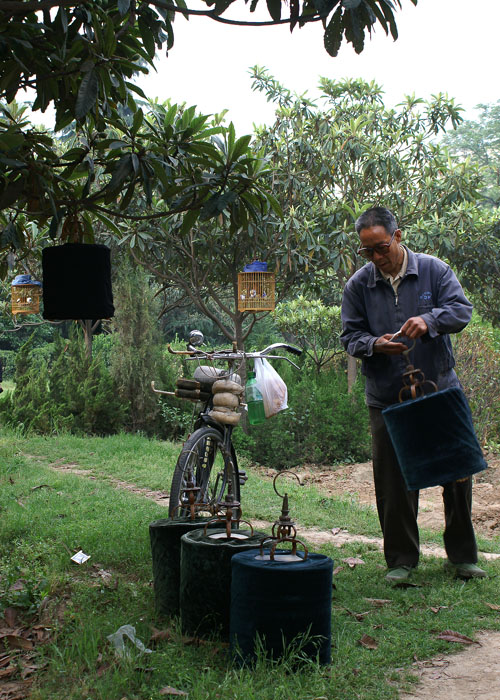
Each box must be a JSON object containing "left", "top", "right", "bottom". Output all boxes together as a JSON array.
[
  {"left": 0, "top": 328, "right": 124, "bottom": 435},
  {"left": 232, "top": 363, "right": 370, "bottom": 469},
  {"left": 453, "top": 316, "right": 500, "bottom": 447}
]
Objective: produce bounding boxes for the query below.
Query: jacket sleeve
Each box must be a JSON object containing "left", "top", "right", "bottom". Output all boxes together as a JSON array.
[
  {"left": 420, "top": 264, "right": 473, "bottom": 338},
  {"left": 340, "top": 279, "right": 377, "bottom": 358}
]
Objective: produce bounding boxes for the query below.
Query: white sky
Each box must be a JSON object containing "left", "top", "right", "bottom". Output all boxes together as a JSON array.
[{"left": 137, "top": 0, "right": 500, "bottom": 133}]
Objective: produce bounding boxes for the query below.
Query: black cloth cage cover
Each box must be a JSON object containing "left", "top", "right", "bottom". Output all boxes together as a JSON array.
[
  {"left": 382, "top": 386, "right": 487, "bottom": 491},
  {"left": 42, "top": 243, "right": 114, "bottom": 320}
]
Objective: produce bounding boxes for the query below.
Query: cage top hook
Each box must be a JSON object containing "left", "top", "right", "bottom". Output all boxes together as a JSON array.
[{"left": 273, "top": 470, "right": 302, "bottom": 499}]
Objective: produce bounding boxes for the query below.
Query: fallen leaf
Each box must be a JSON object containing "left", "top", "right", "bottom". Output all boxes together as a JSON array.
[
  {"left": 97, "top": 663, "right": 111, "bottom": 678},
  {"left": 0, "top": 634, "right": 34, "bottom": 650},
  {"left": 3, "top": 608, "right": 18, "bottom": 628},
  {"left": 435, "top": 630, "right": 477, "bottom": 645},
  {"left": 159, "top": 686, "right": 188, "bottom": 696},
  {"left": 331, "top": 528, "right": 342, "bottom": 536},
  {"left": 0, "top": 666, "right": 15, "bottom": 679},
  {"left": 150, "top": 627, "right": 174, "bottom": 643},
  {"left": 430, "top": 606, "right": 448, "bottom": 614},
  {"left": 342, "top": 557, "right": 365, "bottom": 568},
  {"left": 485, "top": 602, "right": 500, "bottom": 611},
  {"left": 358, "top": 634, "right": 378, "bottom": 650},
  {"left": 332, "top": 566, "right": 344, "bottom": 576},
  {"left": 9, "top": 579, "right": 26, "bottom": 592},
  {"left": 344, "top": 608, "right": 370, "bottom": 621},
  {"left": 182, "top": 635, "right": 208, "bottom": 646},
  {"left": 364, "top": 598, "right": 392, "bottom": 607}
]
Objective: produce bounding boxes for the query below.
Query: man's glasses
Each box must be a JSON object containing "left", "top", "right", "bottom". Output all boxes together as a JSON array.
[{"left": 357, "top": 230, "right": 396, "bottom": 259}]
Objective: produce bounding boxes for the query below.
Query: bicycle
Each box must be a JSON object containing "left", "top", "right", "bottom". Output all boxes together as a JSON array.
[{"left": 152, "top": 331, "right": 302, "bottom": 519}]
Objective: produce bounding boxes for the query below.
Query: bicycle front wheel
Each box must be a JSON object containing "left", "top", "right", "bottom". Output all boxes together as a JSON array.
[{"left": 168, "top": 426, "right": 240, "bottom": 518}]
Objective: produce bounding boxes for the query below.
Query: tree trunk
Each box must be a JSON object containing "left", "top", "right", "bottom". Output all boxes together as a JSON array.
[
  {"left": 347, "top": 354, "right": 358, "bottom": 394},
  {"left": 78, "top": 319, "right": 101, "bottom": 360}
]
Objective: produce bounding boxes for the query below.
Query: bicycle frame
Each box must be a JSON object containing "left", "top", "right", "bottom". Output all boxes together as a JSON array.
[{"left": 153, "top": 332, "right": 302, "bottom": 519}]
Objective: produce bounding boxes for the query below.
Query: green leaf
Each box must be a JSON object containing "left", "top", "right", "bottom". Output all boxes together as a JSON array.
[
  {"left": 93, "top": 210, "right": 122, "bottom": 236},
  {"left": 75, "top": 68, "right": 99, "bottom": 121},
  {"left": 230, "top": 135, "right": 252, "bottom": 163},
  {"left": 0, "top": 222, "right": 24, "bottom": 251},
  {"left": 324, "top": 8, "right": 343, "bottom": 57},
  {"left": 132, "top": 108, "right": 144, "bottom": 134},
  {"left": 266, "top": 0, "right": 282, "bottom": 21},
  {"left": 179, "top": 209, "right": 199, "bottom": 237},
  {"left": 106, "top": 154, "right": 134, "bottom": 192},
  {"left": 137, "top": 15, "right": 156, "bottom": 58},
  {"left": 117, "top": 0, "right": 131, "bottom": 16}
]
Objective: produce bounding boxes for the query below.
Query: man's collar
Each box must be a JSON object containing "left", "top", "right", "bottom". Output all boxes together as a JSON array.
[
  {"left": 367, "top": 246, "right": 417, "bottom": 287},
  {"left": 380, "top": 246, "right": 408, "bottom": 283}
]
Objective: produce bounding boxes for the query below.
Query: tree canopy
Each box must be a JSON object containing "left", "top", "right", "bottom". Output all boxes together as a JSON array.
[
  {"left": 1, "top": 0, "right": 418, "bottom": 128},
  {"left": 127, "top": 74, "right": 500, "bottom": 347},
  {"left": 443, "top": 101, "right": 500, "bottom": 209},
  {"left": 0, "top": 0, "right": 418, "bottom": 268}
]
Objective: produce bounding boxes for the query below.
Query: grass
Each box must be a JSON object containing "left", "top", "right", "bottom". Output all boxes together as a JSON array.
[{"left": 1, "top": 427, "right": 500, "bottom": 700}]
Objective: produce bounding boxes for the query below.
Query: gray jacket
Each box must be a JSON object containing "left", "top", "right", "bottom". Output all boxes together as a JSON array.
[{"left": 340, "top": 247, "right": 472, "bottom": 408}]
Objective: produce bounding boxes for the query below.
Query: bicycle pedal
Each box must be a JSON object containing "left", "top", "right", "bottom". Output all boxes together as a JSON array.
[{"left": 239, "top": 469, "right": 248, "bottom": 486}]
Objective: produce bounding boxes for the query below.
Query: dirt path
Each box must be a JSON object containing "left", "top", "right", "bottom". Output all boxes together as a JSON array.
[{"left": 46, "top": 454, "right": 500, "bottom": 700}]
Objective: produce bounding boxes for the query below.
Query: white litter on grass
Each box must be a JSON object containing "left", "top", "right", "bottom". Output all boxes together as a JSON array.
[
  {"left": 107, "top": 624, "right": 152, "bottom": 658},
  {"left": 70, "top": 550, "right": 91, "bottom": 564}
]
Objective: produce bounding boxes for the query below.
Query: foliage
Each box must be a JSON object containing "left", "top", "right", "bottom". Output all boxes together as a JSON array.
[
  {"left": 233, "top": 362, "right": 371, "bottom": 468},
  {"left": 453, "top": 315, "right": 500, "bottom": 447},
  {"left": 109, "top": 257, "right": 167, "bottom": 435},
  {"left": 0, "top": 0, "right": 416, "bottom": 123},
  {"left": 406, "top": 205, "right": 500, "bottom": 326},
  {"left": 443, "top": 101, "right": 500, "bottom": 208},
  {"left": 250, "top": 72, "right": 470, "bottom": 280},
  {"left": 0, "top": 0, "right": 417, "bottom": 277},
  {"left": 0, "top": 327, "right": 124, "bottom": 434},
  {"left": 272, "top": 296, "right": 343, "bottom": 372},
  {"left": 250, "top": 71, "right": 500, "bottom": 326},
  {"left": 0, "top": 100, "right": 277, "bottom": 277}
]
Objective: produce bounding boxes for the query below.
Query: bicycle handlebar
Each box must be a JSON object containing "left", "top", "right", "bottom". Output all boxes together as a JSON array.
[
  {"left": 166, "top": 341, "right": 302, "bottom": 369},
  {"left": 261, "top": 342, "right": 302, "bottom": 357}
]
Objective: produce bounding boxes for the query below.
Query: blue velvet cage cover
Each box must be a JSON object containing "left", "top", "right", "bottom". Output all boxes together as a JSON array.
[{"left": 382, "top": 387, "right": 487, "bottom": 491}]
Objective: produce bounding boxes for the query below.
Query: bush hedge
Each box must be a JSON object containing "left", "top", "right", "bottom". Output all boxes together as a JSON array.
[{"left": 232, "top": 362, "right": 371, "bottom": 469}]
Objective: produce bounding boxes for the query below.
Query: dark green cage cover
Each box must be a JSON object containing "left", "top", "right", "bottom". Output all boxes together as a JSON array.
[{"left": 382, "top": 387, "right": 487, "bottom": 491}]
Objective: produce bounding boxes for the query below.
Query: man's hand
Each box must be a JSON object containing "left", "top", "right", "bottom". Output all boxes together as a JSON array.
[
  {"left": 374, "top": 335, "right": 408, "bottom": 355},
  {"left": 400, "top": 316, "right": 428, "bottom": 339}
]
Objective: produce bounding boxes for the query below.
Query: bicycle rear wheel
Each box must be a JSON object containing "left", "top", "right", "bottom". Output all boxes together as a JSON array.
[{"left": 169, "top": 426, "right": 240, "bottom": 518}]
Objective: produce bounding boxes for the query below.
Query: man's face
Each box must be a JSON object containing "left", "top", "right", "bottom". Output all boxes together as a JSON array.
[{"left": 358, "top": 225, "right": 403, "bottom": 277}]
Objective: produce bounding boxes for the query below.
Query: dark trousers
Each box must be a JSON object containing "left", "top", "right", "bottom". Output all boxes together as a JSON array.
[{"left": 369, "top": 407, "right": 478, "bottom": 569}]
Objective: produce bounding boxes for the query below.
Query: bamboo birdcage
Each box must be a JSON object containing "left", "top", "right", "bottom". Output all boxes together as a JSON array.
[
  {"left": 237, "top": 271, "right": 275, "bottom": 312},
  {"left": 11, "top": 276, "right": 42, "bottom": 315}
]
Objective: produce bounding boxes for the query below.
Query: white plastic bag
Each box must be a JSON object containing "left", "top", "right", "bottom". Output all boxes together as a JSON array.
[{"left": 254, "top": 358, "right": 288, "bottom": 418}]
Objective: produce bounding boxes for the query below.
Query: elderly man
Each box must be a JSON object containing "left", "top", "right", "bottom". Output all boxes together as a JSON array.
[{"left": 340, "top": 206, "right": 486, "bottom": 583}]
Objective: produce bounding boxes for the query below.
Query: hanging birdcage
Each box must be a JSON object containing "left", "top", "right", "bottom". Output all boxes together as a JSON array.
[
  {"left": 11, "top": 275, "right": 42, "bottom": 315},
  {"left": 237, "top": 261, "right": 275, "bottom": 312}
]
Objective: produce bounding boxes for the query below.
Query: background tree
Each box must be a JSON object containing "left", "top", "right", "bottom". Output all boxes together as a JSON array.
[
  {"left": 249, "top": 71, "right": 500, "bottom": 325},
  {"left": 272, "top": 297, "right": 343, "bottom": 373},
  {"left": 109, "top": 256, "right": 167, "bottom": 435},
  {"left": 443, "top": 101, "right": 500, "bottom": 209},
  {"left": 0, "top": 0, "right": 417, "bottom": 267},
  {"left": 128, "top": 74, "right": 496, "bottom": 347}
]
